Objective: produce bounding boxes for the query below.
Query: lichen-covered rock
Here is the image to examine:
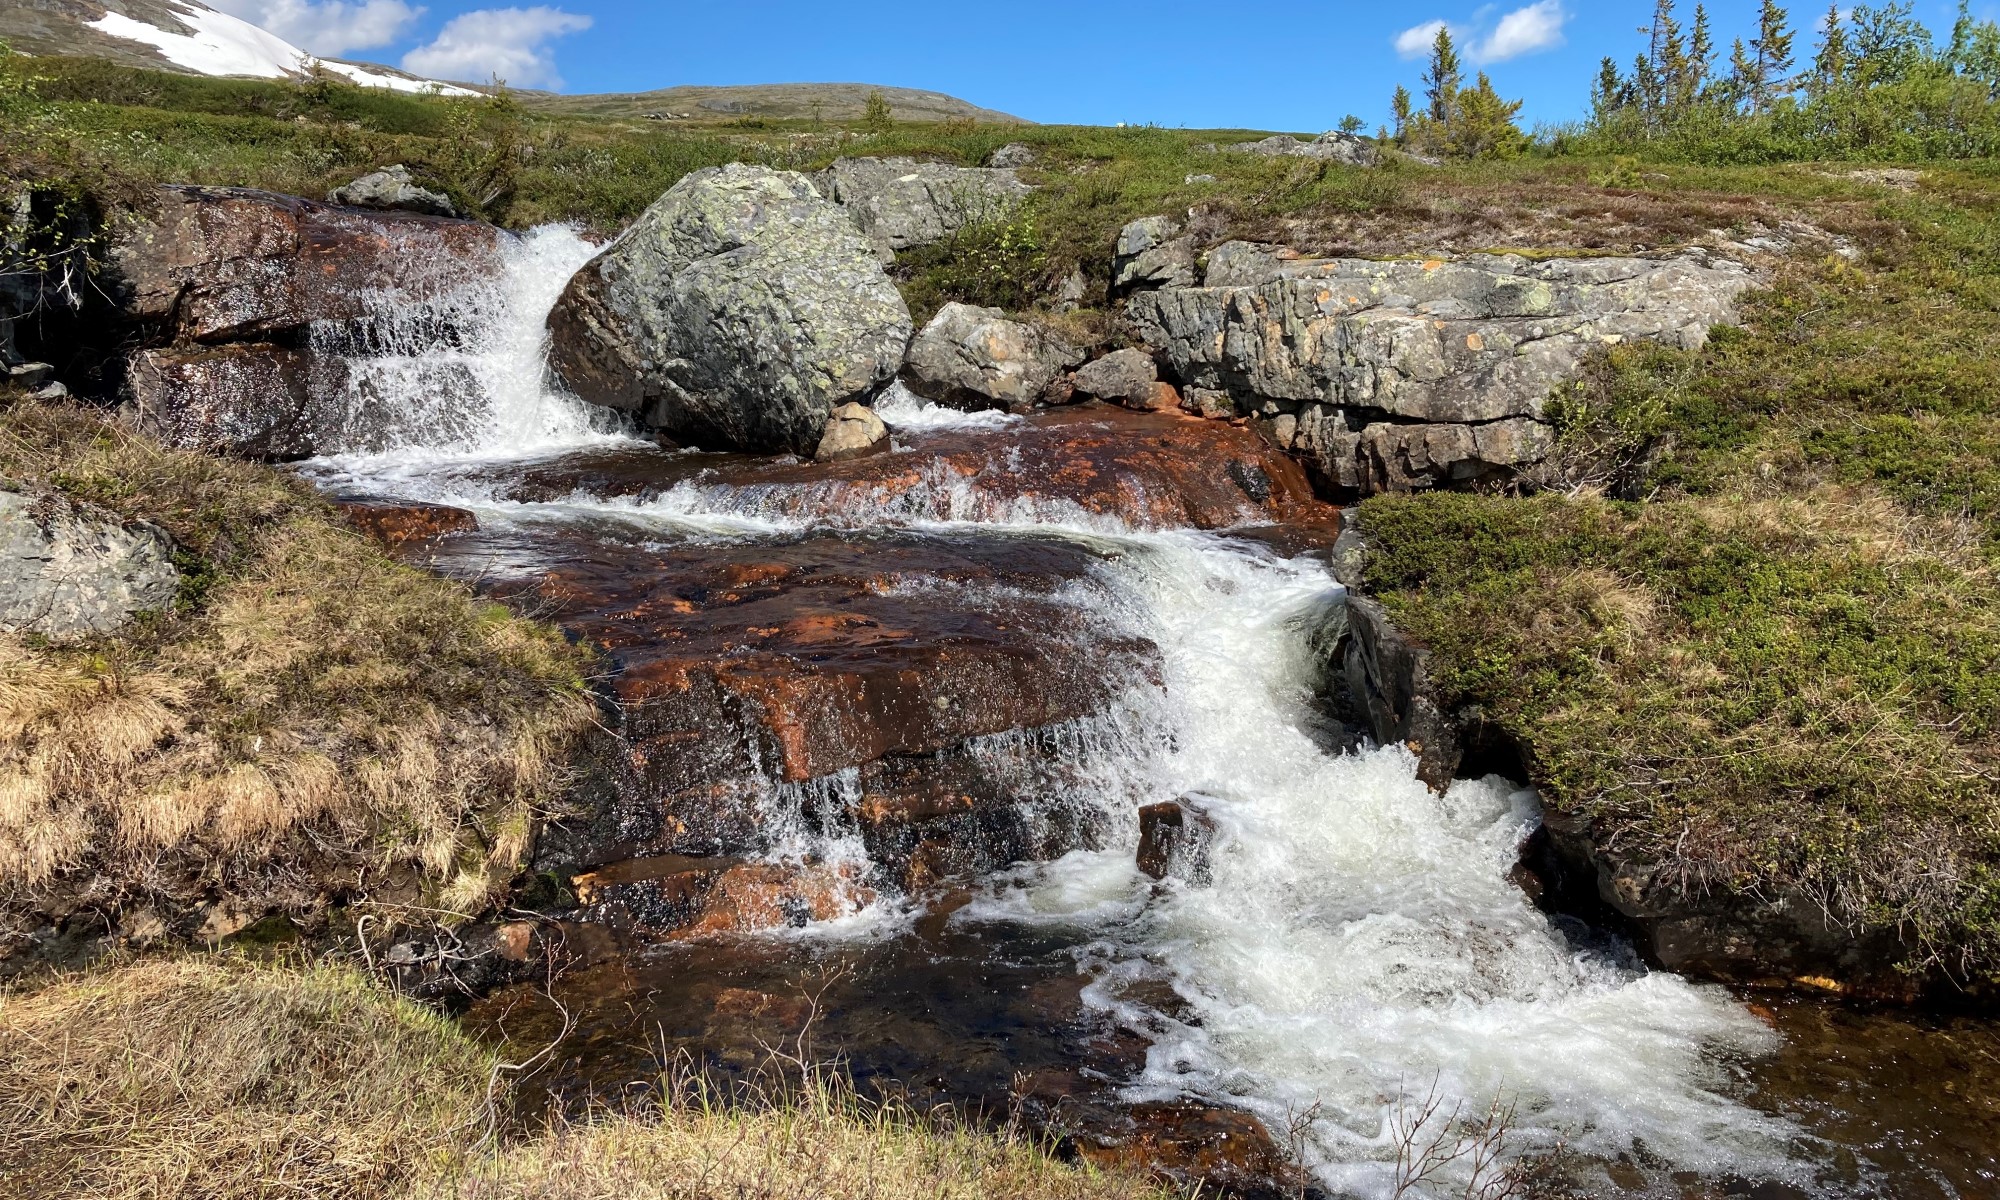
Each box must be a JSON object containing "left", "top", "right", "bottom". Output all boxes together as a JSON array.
[
  {"left": 815, "top": 156, "right": 1034, "bottom": 255},
  {"left": 1112, "top": 216, "right": 1197, "bottom": 294},
  {"left": 815, "top": 402, "right": 889, "bottom": 462},
  {"left": 1073, "top": 349, "right": 1175, "bottom": 411},
  {"left": 986, "top": 143, "right": 1038, "bottom": 169},
  {"left": 112, "top": 186, "right": 505, "bottom": 344},
  {"left": 1130, "top": 251, "right": 1752, "bottom": 492},
  {"left": 1224, "top": 132, "right": 1379, "bottom": 166},
  {"left": 326, "top": 164, "right": 459, "bottom": 218},
  {"left": 546, "top": 164, "right": 914, "bottom": 456},
  {"left": 0, "top": 490, "right": 180, "bottom": 642},
  {"left": 901, "top": 302, "right": 1084, "bottom": 413}
]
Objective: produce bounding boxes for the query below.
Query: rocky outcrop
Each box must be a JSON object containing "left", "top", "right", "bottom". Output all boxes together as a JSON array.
[
  {"left": 1225, "top": 132, "right": 1379, "bottom": 166},
  {"left": 546, "top": 164, "right": 913, "bottom": 456},
  {"left": 1112, "top": 216, "right": 1197, "bottom": 295},
  {"left": 112, "top": 185, "right": 504, "bottom": 344},
  {"left": 125, "top": 344, "right": 346, "bottom": 459},
  {"left": 326, "top": 165, "right": 459, "bottom": 217},
  {"left": 814, "top": 156, "right": 1033, "bottom": 256},
  {"left": 0, "top": 490, "right": 180, "bottom": 642},
  {"left": 1129, "top": 249, "right": 1753, "bottom": 494},
  {"left": 900, "top": 302, "right": 1083, "bottom": 413},
  {"left": 110, "top": 186, "right": 506, "bottom": 458}
]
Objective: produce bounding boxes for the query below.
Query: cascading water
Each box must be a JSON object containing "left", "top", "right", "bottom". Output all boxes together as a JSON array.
[{"left": 300, "top": 226, "right": 1870, "bottom": 1198}]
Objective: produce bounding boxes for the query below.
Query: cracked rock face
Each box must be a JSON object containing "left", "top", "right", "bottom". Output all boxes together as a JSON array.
[
  {"left": 546, "top": 164, "right": 914, "bottom": 456},
  {"left": 814, "top": 156, "right": 1034, "bottom": 257},
  {"left": 901, "top": 302, "right": 1084, "bottom": 413},
  {"left": 0, "top": 490, "right": 180, "bottom": 642},
  {"left": 1128, "top": 248, "right": 1753, "bottom": 493},
  {"left": 1224, "top": 132, "right": 1379, "bottom": 166}
]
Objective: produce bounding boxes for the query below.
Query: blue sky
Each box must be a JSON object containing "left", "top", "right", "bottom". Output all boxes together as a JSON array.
[{"left": 210, "top": 1, "right": 1997, "bottom": 129}]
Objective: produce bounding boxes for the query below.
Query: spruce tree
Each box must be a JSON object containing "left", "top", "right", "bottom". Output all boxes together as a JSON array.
[
  {"left": 1422, "top": 26, "right": 1463, "bottom": 124},
  {"left": 1810, "top": 2, "right": 1848, "bottom": 93},
  {"left": 1685, "top": 4, "right": 1716, "bottom": 107},
  {"left": 1391, "top": 84, "right": 1414, "bottom": 140},
  {"left": 1590, "top": 57, "right": 1629, "bottom": 125},
  {"left": 1751, "top": 0, "right": 1797, "bottom": 110},
  {"left": 1727, "top": 36, "right": 1760, "bottom": 109}
]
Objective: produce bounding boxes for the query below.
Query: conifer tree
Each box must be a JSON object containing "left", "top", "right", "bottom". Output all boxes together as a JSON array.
[
  {"left": 1751, "top": 0, "right": 1797, "bottom": 110},
  {"left": 1727, "top": 36, "right": 1760, "bottom": 108},
  {"left": 1684, "top": 4, "right": 1716, "bottom": 106},
  {"left": 1590, "top": 57, "right": 1629, "bottom": 124},
  {"left": 1422, "top": 26, "right": 1463, "bottom": 124},
  {"left": 1810, "top": 3, "right": 1848, "bottom": 93},
  {"left": 1390, "top": 84, "right": 1414, "bottom": 140}
]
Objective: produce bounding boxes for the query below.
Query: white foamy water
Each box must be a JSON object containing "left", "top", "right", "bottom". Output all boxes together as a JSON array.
[
  {"left": 307, "top": 225, "right": 633, "bottom": 465},
  {"left": 873, "top": 381, "right": 1024, "bottom": 431},
  {"left": 953, "top": 532, "right": 1802, "bottom": 1197},
  {"left": 296, "top": 226, "right": 1805, "bottom": 1195}
]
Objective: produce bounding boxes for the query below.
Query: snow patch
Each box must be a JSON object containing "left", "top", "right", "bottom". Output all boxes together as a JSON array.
[{"left": 87, "top": 1, "right": 477, "bottom": 95}]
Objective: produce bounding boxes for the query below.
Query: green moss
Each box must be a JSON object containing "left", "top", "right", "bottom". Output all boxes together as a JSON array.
[{"left": 1356, "top": 489, "right": 2000, "bottom": 979}]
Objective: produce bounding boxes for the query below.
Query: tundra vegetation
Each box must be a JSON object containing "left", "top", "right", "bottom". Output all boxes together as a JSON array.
[{"left": 2, "top": 0, "right": 2000, "bottom": 1190}]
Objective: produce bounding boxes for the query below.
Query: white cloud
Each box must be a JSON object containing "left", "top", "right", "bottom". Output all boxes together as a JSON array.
[
  {"left": 204, "top": 0, "right": 424, "bottom": 57},
  {"left": 399, "top": 6, "right": 590, "bottom": 88},
  {"left": 1395, "top": 19, "right": 1452, "bottom": 59},
  {"left": 1393, "top": 3, "right": 1568, "bottom": 66},
  {"left": 1475, "top": 1, "right": 1568, "bottom": 62}
]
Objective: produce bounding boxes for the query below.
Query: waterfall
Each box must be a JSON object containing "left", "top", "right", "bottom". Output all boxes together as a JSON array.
[{"left": 296, "top": 224, "right": 1807, "bottom": 1197}]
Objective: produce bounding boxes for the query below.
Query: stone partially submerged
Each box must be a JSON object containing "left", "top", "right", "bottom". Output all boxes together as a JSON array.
[
  {"left": 545, "top": 164, "right": 914, "bottom": 456},
  {"left": 1128, "top": 249, "right": 1752, "bottom": 493},
  {"left": 0, "top": 490, "right": 180, "bottom": 642}
]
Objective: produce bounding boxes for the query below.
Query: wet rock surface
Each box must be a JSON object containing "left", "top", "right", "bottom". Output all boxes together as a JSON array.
[
  {"left": 546, "top": 164, "right": 913, "bottom": 455},
  {"left": 0, "top": 489, "right": 180, "bottom": 641},
  {"left": 112, "top": 185, "right": 504, "bottom": 344}
]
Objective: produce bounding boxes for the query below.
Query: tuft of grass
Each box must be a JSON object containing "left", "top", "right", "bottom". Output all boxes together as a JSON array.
[
  {"left": 0, "top": 955, "right": 489, "bottom": 1199},
  {"left": 1355, "top": 486, "right": 2000, "bottom": 980},
  {"left": 0, "top": 399, "right": 596, "bottom": 940},
  {"left": 0, "top": 956, "right": 1183, "bottom": 1200}
]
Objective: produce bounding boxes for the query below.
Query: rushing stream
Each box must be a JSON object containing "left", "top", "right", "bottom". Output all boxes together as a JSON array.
[{"left": 295, "top": 227, "right": 1998, "bottom": 1199}]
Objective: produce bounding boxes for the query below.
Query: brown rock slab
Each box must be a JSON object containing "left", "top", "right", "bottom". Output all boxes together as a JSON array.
[
  {"left": 337, "top": 500, "right": 477, "bottom": 549},
  {"left": 114, "top": 185, "right": 506, "bottom": 343}
]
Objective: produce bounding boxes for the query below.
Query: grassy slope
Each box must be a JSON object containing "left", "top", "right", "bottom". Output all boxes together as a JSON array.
[
  {"left": 0, "top": 956, "right": 1179, "bottom": 1200},
  {"left": 1357, "top": 170, "right": 2000, "bottom": 984},
  {"left": 0, "top": 397, "right": 597, "bottom": 942}
]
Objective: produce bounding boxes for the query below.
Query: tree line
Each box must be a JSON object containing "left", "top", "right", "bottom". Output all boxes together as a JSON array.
[{"left": 1383, "top": 1, "right": 2000, "bottom": 162}]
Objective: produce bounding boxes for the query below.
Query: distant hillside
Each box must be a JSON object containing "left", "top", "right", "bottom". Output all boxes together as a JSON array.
[
  {"left": 528, "top": 82, "right": 1028, "bottom": 125},
  {"left": 0, "top": 0, "right": 474, "bottom": 94}
]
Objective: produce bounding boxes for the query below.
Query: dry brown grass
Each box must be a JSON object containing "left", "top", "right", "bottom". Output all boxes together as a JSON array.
[
  {"left": 0, "top": 398, "right": 597, "bottom": 946},
  {"left": 0, "top": 957, "right": 1182, "bottom": 1200}
]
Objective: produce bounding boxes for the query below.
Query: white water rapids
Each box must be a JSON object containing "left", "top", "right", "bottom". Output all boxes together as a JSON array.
[{"left": 299, "top": 226, "right": 1817, "bottom": 1198}]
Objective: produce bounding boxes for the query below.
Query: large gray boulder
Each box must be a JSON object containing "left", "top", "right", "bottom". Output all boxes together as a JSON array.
[
  {"left": 545, "top": 164, "right": 914, "bottom": 456},
  {"left": 327, "top": 165, "right": 459, "bottom": 218},
  {"left": 901, "top": 303, "right": 1083, "bottom": 413},
  {"left": 1225, "top": 132, "right": 1379, "bottom": 166},
  {"left": 1129, "top": 250, "right": 1752, "bottom": 493},
  {"left": 1, "top": 490, "right": 180, "bottom": 642},
  {"left": 814, "top": 157, "right": 1033, "bottom": 256}
]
